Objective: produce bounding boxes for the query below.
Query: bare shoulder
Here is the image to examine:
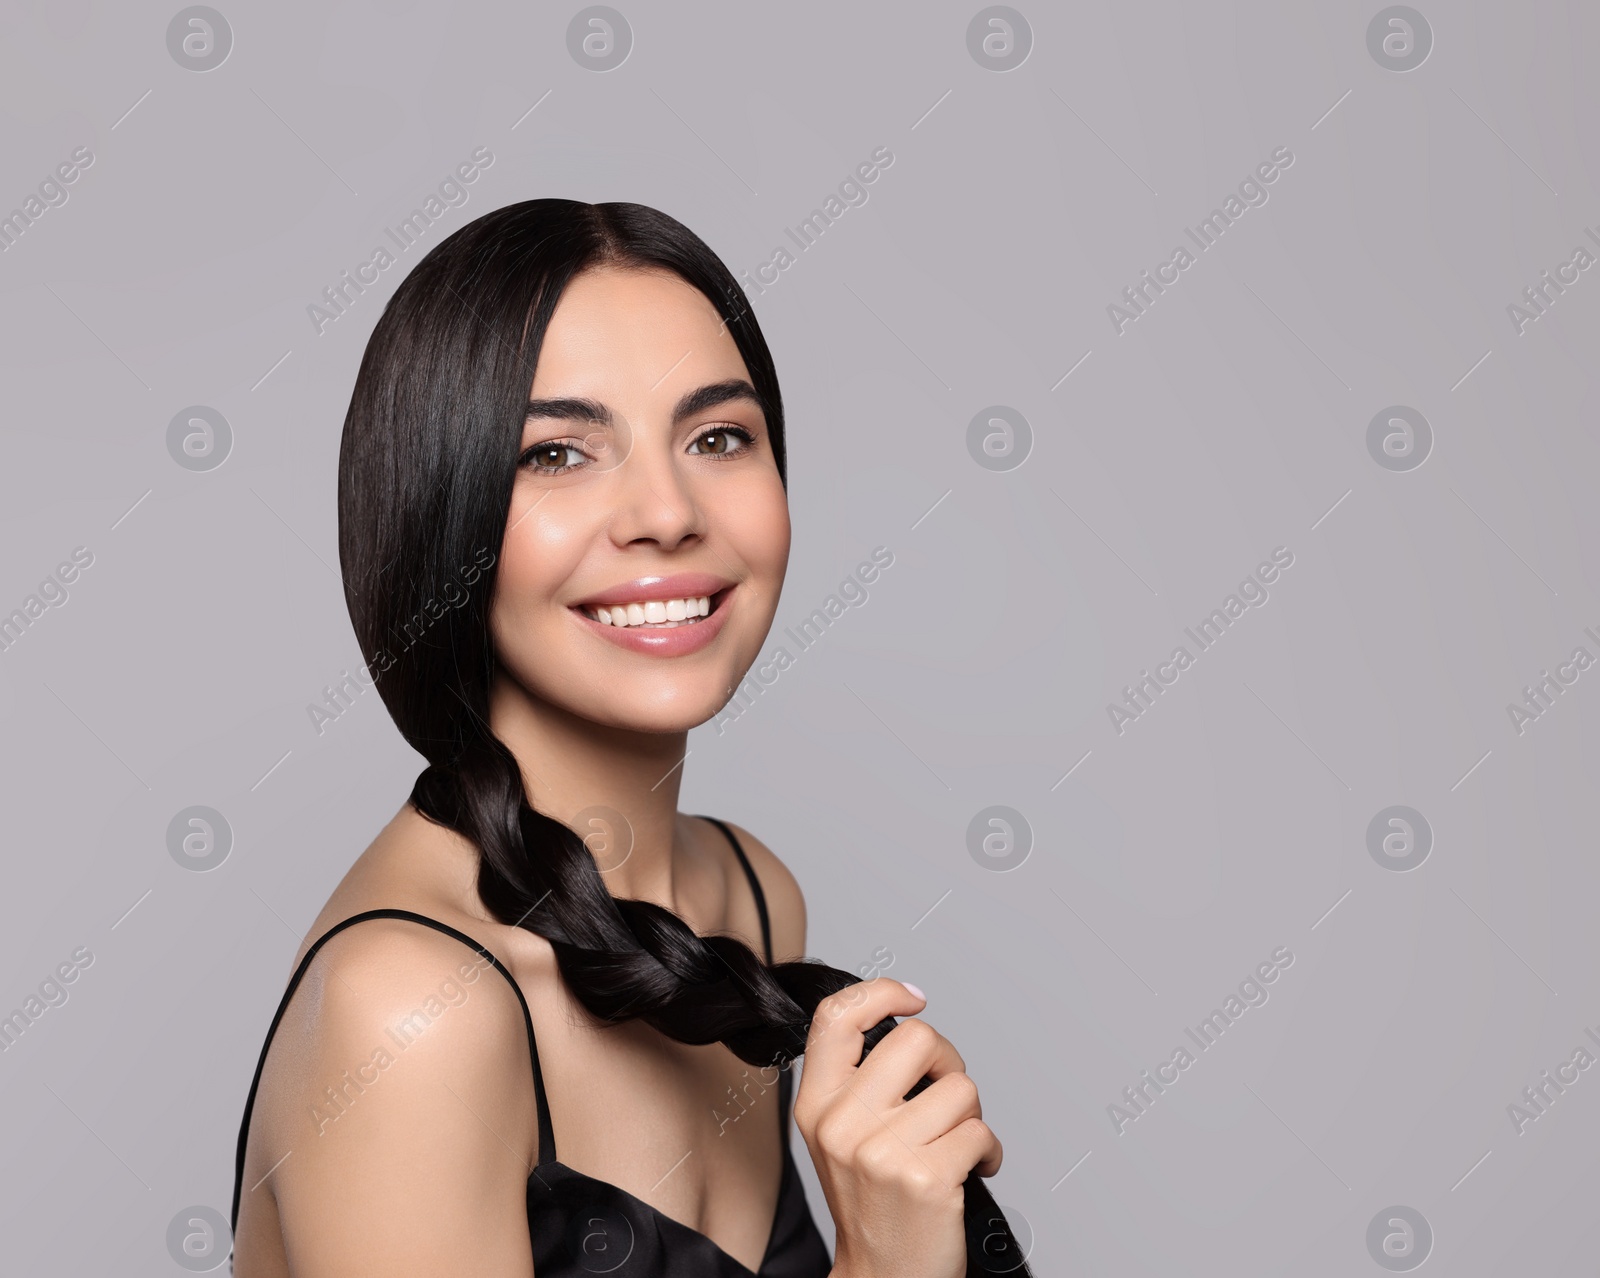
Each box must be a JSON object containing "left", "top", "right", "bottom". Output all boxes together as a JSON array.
[
  {"left": 244, "top": 918, "right": 537, "bottom": 1274},
  {"left": 705, "top": 817, "right": 808, "bottom": 962},
  {"left": 274, "top": 916, "right": 534, "bottom": 1067}
]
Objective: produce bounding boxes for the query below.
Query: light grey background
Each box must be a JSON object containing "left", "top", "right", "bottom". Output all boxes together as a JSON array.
[{"left": 2, "top": 0, "right": 1597, "bottom": 1273}]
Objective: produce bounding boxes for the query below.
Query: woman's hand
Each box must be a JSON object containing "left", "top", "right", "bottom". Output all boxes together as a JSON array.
[{"left": 792, "top": 979, "right": 1003, "bottom": 1278}]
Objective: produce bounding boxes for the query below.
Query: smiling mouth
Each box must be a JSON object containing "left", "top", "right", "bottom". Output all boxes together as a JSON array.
[{"left": 577, "top": 588, "right": 731, "bottom": 629}]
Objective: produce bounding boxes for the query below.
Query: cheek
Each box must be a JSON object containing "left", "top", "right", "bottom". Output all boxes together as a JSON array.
[
  {"left": 490, "top": 498, "right": 585, "bottom": 641},
  {"left": 742, "top": 469, "right": 790, "bottom": 552},
  {"left": 729, "top": 478, "right": 790, "bottom": 602},
  {"left": 755, "top": 498, "right": 791, "bottom": 570}
]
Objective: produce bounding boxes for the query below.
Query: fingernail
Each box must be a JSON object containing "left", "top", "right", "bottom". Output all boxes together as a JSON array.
[{"left": 902, "top": 981, "right": 925, "bottom": 1001}]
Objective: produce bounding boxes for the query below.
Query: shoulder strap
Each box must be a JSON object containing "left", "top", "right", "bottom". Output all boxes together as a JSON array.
[
  {"left": 230, "top": 908, "right": 556, "bottom": 1235},
  {"left": 695, "top": 818, "right": 796, "bottom": 1151},
  {"left": 697, "top": 816, "right": 772, "bottom": 964}
]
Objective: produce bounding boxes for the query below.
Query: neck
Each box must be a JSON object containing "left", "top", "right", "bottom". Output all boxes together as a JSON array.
[{"left": 487, "top": 670, "right": 691, "bottom": 912}]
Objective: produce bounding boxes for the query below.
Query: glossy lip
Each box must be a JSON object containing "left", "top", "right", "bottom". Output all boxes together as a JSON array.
[
  {"left": 569, "top": 578, "right": 737, "bottom": 658},
  {"left": 572, "top": 571, "right": 733, "bottom": 610}
]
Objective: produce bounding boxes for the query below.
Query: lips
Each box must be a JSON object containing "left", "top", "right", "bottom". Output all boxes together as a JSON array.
[
  {"left": 572, "top": 572, "right": 733, "bottom": 610},
  {"left": 569, "top": 575, "right": 736, "bottom": 658}
]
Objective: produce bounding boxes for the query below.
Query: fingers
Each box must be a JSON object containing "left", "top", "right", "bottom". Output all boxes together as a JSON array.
[
  {"left": 851, "top": 1111, "right": 1003, "bottom": 1194},
  {"left": 802, "top": 978, "right": 926, "bottom": 1091},
  {"left": 880, "top": 1068, "right": 982, "bottom": 1147},
  {"left": 935, "top": 1116, "right": 1003, "bottom": 1180},
  {"left": 850, "top": 1017, "right": 966, "bottom": 1109}
]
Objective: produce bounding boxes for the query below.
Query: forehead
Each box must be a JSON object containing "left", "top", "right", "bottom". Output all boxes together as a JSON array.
[{"left": 530, "top": 265, "right": 749, "bottom": 396}]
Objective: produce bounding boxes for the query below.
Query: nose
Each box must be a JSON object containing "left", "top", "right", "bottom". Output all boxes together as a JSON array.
[{"left": 604, "top": 423, "right": 704, "bottom": 551}]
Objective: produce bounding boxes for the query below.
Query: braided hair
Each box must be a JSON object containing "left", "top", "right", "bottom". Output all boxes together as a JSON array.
[{"left": 336, "top": 198, "right": 1033, "bottom": 1277}]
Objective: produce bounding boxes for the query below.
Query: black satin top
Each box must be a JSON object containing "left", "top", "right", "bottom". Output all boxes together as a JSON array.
[{"left": 230, "top": 816, "right": 833, "bottom": 1277}]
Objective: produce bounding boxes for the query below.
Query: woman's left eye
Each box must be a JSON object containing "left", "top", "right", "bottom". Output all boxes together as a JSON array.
[{"left": 688, "top": 426, "right": 756, "bottom": 458}]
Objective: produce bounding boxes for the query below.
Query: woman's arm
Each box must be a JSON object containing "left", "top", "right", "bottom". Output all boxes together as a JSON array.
[{"left": 250, "top": 920, "right": 540, "bottom": 1277}]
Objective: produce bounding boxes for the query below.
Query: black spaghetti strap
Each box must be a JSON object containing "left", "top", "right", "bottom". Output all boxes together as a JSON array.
[
  {"left": 229, "top": 908, "right": 556, "bottom": 1236},
  {"left": 695, "top": 815, "right": 796, "bottom": 1153},
  {"left": 697, "top": 815, "right": 772, "bottom": 965},
  {"left": 697, "top": 818, "right": 800, "bottom": 1158}
]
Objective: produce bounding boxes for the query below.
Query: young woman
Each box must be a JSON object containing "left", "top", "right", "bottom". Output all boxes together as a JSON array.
[{"left": 229, "top": 200, "right": 1027, "bottom": 1277}]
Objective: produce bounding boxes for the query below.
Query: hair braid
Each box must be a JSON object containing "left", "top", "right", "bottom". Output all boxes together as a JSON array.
[{"left": 410, "top": 738, "right": 843, "bottom": 1066}]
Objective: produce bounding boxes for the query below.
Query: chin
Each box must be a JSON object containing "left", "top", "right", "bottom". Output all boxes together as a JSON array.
[
  {"left": 588, "top": 693, "right": 734, "bottom": 735},
  {"left": 561, "top": 664, "right": 746, "bottom": 732}
]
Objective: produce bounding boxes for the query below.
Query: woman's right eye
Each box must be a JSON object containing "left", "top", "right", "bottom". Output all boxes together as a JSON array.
[{"left": 520, "top": 441, "right": 589, "bottom": 475}]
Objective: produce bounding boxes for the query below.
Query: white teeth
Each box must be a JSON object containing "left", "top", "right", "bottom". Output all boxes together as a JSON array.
[{"left": 589, "top": 595, "right": 712, "bottom": 628}]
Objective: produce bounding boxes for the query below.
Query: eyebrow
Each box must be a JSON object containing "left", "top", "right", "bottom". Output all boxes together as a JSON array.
[{"left": 524, "top": 379, "right": 764, "bottom": 429}]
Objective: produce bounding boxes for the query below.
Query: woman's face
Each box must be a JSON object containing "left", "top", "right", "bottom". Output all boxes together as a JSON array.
[{"left": 489, "top": 265, "right": 790, "bottom": 734}]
